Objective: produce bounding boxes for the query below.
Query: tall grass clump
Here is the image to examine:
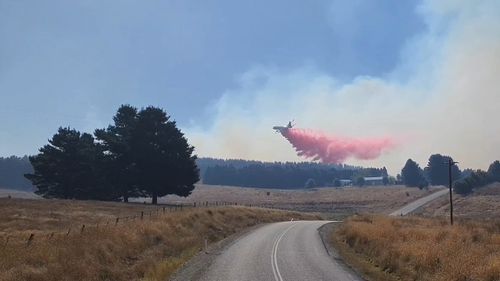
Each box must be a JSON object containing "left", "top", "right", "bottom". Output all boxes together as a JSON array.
[{"left": 334, "top": 215, "right": 500, "bottom": 281}]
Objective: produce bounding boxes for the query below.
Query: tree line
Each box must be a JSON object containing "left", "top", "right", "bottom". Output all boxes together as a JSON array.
[
  {"left": 0, "top": 156, "right": 34, "bottom": 190},
  {"left": 400, "top": 154, "right": 500, "bottom": 194},
  {"left": 24, "top": 105, "right": 199, "bottom": 204},
  {"left": 202, "top": 160, "right": 388, "bottom": 189}
]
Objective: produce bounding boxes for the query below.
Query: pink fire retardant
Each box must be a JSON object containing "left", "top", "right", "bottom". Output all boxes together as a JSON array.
[{"left": 280, "top": 128, "right": 396, "bottom": 164}]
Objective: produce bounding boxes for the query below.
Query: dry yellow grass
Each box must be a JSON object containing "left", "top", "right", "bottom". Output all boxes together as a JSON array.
[
  {"left": 333, "top": 215, "right": 500, "bottom": 281},
  {"left": 0, "top": 198, "right": 318, "bottom": 281},
  {"left": 419, "top": 183, "right": 500, "bottom": 220},
  {"left": 163, "top": 184, "right": 437, "bottom": 214}
]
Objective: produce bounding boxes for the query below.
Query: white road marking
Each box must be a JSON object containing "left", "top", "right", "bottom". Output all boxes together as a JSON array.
[{"left": 271, "top": 223, "right": 297, "bottom": 281}]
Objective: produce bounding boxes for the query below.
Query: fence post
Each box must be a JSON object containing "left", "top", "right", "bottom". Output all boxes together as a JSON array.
[
  {"left": 115, "top": 217, "right": 119, "bottom": 225},
  {"left": 81, "top": 224, "right": 85, "bottom": 234},
  {"left": 3, "top": 236, "right": 10, "bottom": 248},
  {"left": 162, "top": 207, "right": 165, "bottom": 214},
  {"left": 141, "top": 211, "right": 144, "bottom": 220},
  {"left": 26, "top": 233, "right": 34, "bottom": 246}
]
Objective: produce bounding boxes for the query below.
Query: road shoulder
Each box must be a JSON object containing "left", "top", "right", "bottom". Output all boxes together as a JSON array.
[
  {"left": 169, "top": 223, "right": 267, "bottom": 281},
  {"left": 318, "top": 222, "right": 370, "bottom": 281}
]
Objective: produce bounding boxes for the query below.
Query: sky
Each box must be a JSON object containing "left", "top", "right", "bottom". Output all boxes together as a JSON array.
[{"left": 1, "top": 0, "right": 499, "bottom": 174}]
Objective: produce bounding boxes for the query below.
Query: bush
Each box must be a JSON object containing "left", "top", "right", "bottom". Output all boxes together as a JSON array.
[
  {"left": 304, "top": 178, "right": 316, "bottom": 188},
  {"left": 454, "top": 180, "right": 473, "bottom": 195},
  {"left": 355, "top": 176, "right": 365, "bottom": 187},
  {"left": 454, "top": 170, "right": 492, "bottom": 195}
]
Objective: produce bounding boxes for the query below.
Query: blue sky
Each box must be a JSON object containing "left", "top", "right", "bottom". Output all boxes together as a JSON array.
[
  {"left": 2, "top": 1, "right": 499, "bottom": 174},
  {"left": 0, "top": 0, "right": 424, "bottom": 156}
]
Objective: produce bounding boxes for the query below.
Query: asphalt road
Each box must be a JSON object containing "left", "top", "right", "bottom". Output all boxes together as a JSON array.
[
  {"left": 198, "top": 220, "right": 362, "bottom": 281},
  {"left": 389, "top": 188, "right": 449, "bottom": 216}
]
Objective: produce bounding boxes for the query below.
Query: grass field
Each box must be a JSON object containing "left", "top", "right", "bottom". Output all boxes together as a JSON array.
[
  {"left": 418, "top": 182, "right": 500, "bottom": 220},
  {"left": 162, "top": 184, "right": 438, "bottom": 215},
  {"left": 332, "top": 214, "right": 500, "bottom": 281},
  {"left": 0, "top": 198, "right": 318, "bottom": 281},
  {"left": 0, "top": 188, "right": 38, "bottom": 199},
  {"left": 1, "top": 184, "right": 439, "bottom": 217}
]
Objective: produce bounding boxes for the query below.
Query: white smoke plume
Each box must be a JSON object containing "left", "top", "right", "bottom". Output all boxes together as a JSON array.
[{"left": 185, "top": 0, "right": 500, "bottom": 174}]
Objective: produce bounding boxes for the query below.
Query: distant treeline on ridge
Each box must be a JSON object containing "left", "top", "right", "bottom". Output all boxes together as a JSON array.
[
  {"left": 1, "top": 155, "right": 387, "bottom": 191},
  {"left": 197, "top": 158, "right": 388, "bottom": 188},
  {"left": 0, "top": 156, "right": 34, "bottom": 191}
]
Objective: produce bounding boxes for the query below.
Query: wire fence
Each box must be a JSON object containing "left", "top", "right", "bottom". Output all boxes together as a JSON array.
[{"left": 0, "top": 200, "right": 285, "bottom": 249}]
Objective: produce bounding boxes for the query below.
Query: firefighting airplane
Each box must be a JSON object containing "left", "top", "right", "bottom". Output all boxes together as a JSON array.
[{"left": 273, "top": 121, "right": 294, "bottom": 134}]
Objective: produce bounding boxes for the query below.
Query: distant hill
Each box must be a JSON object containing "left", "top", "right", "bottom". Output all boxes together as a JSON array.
[{"left": 0, "top": 156, "right": 34, "bottom": 191}]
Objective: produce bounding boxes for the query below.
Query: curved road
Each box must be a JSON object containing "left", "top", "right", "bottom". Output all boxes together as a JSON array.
[
  {"left": 389, "top": 188, "right": 448, "bottom": 216},
  {"left": 199, "top": 221, "right": 361, "bottom": 281}
]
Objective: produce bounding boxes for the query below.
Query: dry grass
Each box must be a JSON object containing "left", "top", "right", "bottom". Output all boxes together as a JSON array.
[
  {"left": 162, "top": 184, "right": 438, "bottom": 215},
  {"left": 419, "top": 183, "right": 500, "bottom": 220},
  {"left": 0, "top": 198, "right": 318, "bottom": 281},
  {"left": 1, "top": 184, "right": 439, "bottom": 217},
  {"left": 333, "top": 215, "right": 500, "bottom": 281}
]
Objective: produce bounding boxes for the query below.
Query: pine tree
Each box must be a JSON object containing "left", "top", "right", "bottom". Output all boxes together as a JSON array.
[
  {"left": 401, "top": 159, "right": 427, "bottom": 188},
  {"left": 25, "top": 127, "right": 114, "bottom": 200}
]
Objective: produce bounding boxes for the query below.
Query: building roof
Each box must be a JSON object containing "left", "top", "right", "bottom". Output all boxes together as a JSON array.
[{"left": 364, "top": 176, "right": 384, "bottom": 181}]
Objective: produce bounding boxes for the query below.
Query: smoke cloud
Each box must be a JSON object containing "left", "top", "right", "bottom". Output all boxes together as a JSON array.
[
  {"left": 280, "top": 128, "right": 396, "bottom": 164},
  {"left": 185, "top": 1, "right": 500, "bottom": 174}
]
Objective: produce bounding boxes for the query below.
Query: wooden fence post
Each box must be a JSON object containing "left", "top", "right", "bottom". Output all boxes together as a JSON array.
[
  {"left": 80, "top": 224, "right": 85, "bottom": 234},
  {"left": 115, "top": 217, "right": 119, "bottom": 225},
  {"left": 26, "top": 233, "right": 34, "bottom": 246}
]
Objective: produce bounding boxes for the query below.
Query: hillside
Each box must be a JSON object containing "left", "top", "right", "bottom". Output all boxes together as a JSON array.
[
  {"left": 418, "top": 182, "right": 500, "bottom": 220},
  {"left": 0, "top": 198, "right": 318, "bottom": 281},
  {"left": 162, "top": 184, "right": 438, "bottom": 215}
]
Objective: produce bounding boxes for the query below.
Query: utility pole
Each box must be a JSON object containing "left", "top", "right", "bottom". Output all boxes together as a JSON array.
[{"left": 448, "top": 159, "right": 458, "bottom": 225}]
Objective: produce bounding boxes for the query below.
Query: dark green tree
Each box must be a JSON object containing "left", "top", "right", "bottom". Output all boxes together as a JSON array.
[
  {"left": 134, "top": 107, "right": 199, "bottom": 204},
  {"left": 25, "top": 127, "right": 114, "bottom": 200},
  {"left": 382, "top": 176, "right": 389, "bottom": 185},
  {"left": 454, "top": 170, "right": 491, "bottom": 195},
  {"left": 424, "top": 154, "right": 461, "bottom": 186},
  {"left": 355, "top": 176, "right": 365, "bottom": 187},
  {"left": 333, "top": 178, "right": 341, "bottom": 187},
  {"left": 453, "top": 180, "right": 473, "bottom": 195},
  {"left": 401, "top": 159, "right": 427, "bottom": 188},
  {"left": 487, "top": 160, "right": 500, "bottom": 182},
  {"left": 95, "top": 105, "right": 143, "bottom": 202}
]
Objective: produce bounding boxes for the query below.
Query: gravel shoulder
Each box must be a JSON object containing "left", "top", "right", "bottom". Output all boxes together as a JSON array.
[{"left": 169, "top": 223, "right": 266, "bottom": 281}]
